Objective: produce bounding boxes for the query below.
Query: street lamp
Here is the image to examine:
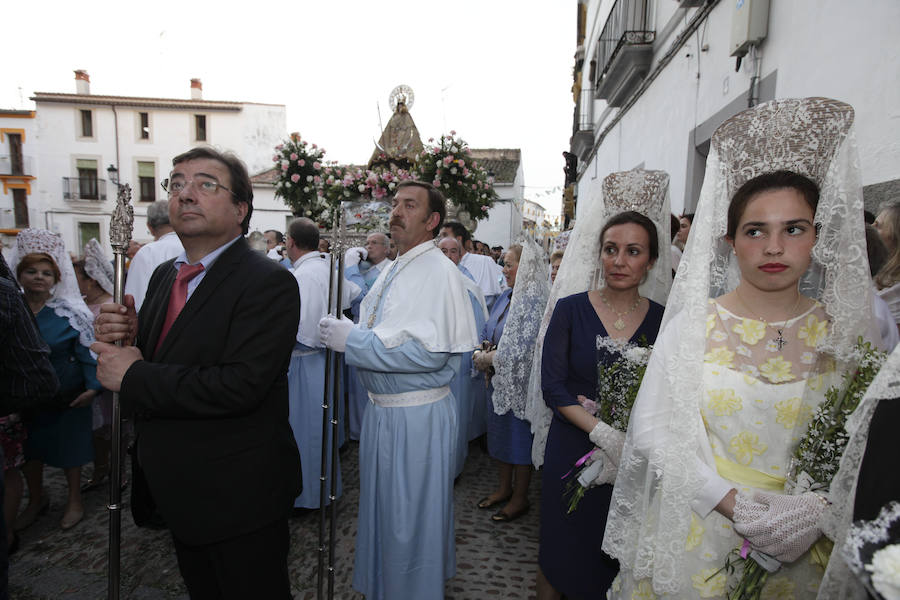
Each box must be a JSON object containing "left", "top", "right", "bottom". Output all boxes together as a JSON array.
[{"left": 107, "top": 164, "right": 120, "bottom": 187}]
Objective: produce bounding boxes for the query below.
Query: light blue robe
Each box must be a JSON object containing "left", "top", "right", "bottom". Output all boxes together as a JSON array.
[
  {"left": 450, "top": 265, "right": 488, "bottom": 477},
  {"left": 344, "top": 259, "right": 389, "bottom": 441},
  {"left": 288, "top": 343, "right": 341, "bottom": 508},
  {"left": 345, "top": 301, "right": 460, "bottom": 599}
]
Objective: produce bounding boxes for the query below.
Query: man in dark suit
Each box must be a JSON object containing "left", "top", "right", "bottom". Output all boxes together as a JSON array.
[{"left": 92, "top": 147, "right": 301, "bottom": 599}]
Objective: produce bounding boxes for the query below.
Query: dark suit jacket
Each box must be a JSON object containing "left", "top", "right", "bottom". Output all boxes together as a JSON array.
[{"left": 121, "top": 237, "right": 302, "bottom": 545}]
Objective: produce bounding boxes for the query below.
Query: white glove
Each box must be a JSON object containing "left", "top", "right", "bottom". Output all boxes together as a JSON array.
[
  {"left": 588, "top": 420, "right": 626, "bottom": 466},
  {"left": 732, "top": 491, "right": 827, "bottom": 563},
  {"left": 344, "top": 247, "right": 366, "bottom": 267},
  {"left": 318, "top": 316, "right": 354, "bottom": 352},
  {"left": 577, "top": 449, "right": 617, "bottom": 488}
]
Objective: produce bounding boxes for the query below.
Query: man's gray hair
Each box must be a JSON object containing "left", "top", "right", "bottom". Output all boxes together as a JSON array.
[
  {"left": 146, "top": 201, "right": 171, "bottom": 229},
  {"left": 367, "top": 232, "right": 390, "bottom": 247}
]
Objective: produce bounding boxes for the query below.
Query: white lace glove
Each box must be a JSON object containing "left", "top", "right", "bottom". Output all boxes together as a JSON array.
[
  {"left": 318, "top": 316, "right": 354, "bottom": 352},
  {"left": 344, "top": 247, "right": 366, "bottom": 267},
  {"left": 577, "top": 450, "right": 617, "bottom": 488},
  {"left": 588, "top": 420, "right": 626, "bottom": 466},
  {"left": 732, "top": 491, "right": 828, "bottom": 563}
]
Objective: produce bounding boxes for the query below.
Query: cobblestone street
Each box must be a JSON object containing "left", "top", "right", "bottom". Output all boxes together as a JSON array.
[{"left": 10, "top": 440, "right": 541, "bottom": 599}]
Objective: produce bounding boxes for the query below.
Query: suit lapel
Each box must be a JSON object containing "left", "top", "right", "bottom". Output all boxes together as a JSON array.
[{"left": 154, "top": 238, "right": 249, "bottom": 359}]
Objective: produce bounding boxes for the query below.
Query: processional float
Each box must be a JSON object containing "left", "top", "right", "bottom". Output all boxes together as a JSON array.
[
  {"left": 317, "top": 199, "right": 391, "bottom": 600},
  {"left": 107, "top": 184, "right": 133, "bottom": 600}
]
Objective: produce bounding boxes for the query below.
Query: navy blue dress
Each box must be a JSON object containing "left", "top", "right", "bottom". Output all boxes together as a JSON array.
[
  {"left": 484, "top": 288, "right": 534, "bottom": 465},
  {"left": 539, "top": 292, "right": 664, "bottom": 599}
]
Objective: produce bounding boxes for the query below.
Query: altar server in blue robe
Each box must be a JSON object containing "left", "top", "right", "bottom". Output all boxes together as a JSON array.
[
  {"left": 320, "top": 181, "right": 479, "bottom": 600},
  {"left": 343, "top": 232, "right": 393, "bottom": 441},
  {"left": 285, "top": 217, "right": 357, "bottom": 509},
  {"left": 439, "top": 236, "right": 488, "bottom": 477}
]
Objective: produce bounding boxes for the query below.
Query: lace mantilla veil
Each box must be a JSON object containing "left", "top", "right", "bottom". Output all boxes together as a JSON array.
[
  {"left": 83, "top": 238, "right": 114, "bottom": 296},
  {"left": 525, "top": 169, "right": 672, "bottom": 467},
  {"left": 819, "top": 344, "right": 900, "bottom": 599},
  {"left": 492, "top": 237, "right": 549, "bottom": 420},
  {"left": 601, "top": 98, "right": 879, "bottom": 595},
  {"left": 9, "top": 228, "right": 96, "bottom": 348}
]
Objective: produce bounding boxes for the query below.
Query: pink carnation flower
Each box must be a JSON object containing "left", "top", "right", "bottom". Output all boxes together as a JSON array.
[
  {"left": 432, "top": 179, "right": 440, "bottom": 187},
  {"left": 481, "top": 205, "right": 489, "bottom": 212},
  {"left": 298, "top": 159, "right": 306, "bottom": 167},
  {"left": 313, "top": 162, "right": 321, "bottom": 170},
  {"left": 290, "top": 174, "right": 300, "bottom": 183},
  {"left": 290, "top": 153, "right": 298, "bottom": 161},
  {"left": 450, "top": 130, "right": 456, "bottom": 135}
]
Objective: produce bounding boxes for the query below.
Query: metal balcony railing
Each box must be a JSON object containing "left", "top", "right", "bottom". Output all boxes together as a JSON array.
[
  {"left": 63, "top": 177, "right": 107, "bottom": 201},
  {"left": 594, "top": 0, "right": 655, "bottom": 89}
]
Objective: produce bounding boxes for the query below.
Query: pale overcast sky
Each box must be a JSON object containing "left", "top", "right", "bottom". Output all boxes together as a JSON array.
[{"left": 5, "top": 0, "right": 573, "bottom": 214}]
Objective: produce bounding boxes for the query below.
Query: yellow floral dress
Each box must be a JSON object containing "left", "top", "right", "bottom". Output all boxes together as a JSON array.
[{"left": 612, "top": 300, "right": 838, "bottom": 600}]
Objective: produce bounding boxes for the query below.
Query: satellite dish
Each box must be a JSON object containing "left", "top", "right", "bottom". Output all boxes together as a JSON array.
[{"left": 389, "top": 85, "right": 414, "bottom": 112}]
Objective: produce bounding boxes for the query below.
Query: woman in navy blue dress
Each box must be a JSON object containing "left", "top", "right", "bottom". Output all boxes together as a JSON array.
[{"left": 537, "top": 212, "right": 665, "bottom": 599}]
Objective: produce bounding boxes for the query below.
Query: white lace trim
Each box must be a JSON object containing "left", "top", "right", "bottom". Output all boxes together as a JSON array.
[
  {"left": 492, "top": 238, "right": 549, "bottom": 420},
  {"left": 819, "top": 345, "right": 900, "bottom": 599},
  {"left": 603, "top": 98, "right": 878, "bottom": 596},
  {"left": 526, "top": 169, "right": 672, "bottom": 468}
]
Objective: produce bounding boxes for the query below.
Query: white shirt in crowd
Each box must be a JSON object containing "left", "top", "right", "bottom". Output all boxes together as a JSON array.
[{"left": 125, "top": 231, "right": 184, "bottom": 311}]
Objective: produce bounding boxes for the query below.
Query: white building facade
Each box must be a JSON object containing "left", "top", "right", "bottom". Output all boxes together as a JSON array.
[
  {"left": 470, "top": 148, "right": 525, "bottom": 248},
  {"left": 570, "top": 0, "right": 900, "bottom": 219},
  {"left": 28, "top": 71, "right": 286, "bottom": 256}
]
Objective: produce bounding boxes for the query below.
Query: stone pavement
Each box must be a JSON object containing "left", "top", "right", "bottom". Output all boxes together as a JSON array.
[{"left": 10, "top": 439, "right": 542, "bottom": 599}]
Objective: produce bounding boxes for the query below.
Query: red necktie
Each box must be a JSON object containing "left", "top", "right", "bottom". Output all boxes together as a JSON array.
[{"left": 155, "top": 263, "right": 205, "bottom": 353}]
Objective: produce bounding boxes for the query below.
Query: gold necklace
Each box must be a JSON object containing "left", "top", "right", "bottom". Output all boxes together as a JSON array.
[
  {"left": 599, "top": 290, "right": 642, "bottom": 331},
  {"left": 733, "top": 287, "right": 803, "bottom": 351}
]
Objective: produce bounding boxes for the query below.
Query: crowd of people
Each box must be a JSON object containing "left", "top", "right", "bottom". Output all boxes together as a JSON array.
[{"left": 1, "top": 96, "right": 898, "bottom": 600}]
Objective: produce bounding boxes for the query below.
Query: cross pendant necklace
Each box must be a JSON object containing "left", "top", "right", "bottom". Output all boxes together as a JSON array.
[
  {"left": 773, "top": 328, "right": 788, "bottom": 350},
  {"left": 734, "top": 288, "right": 802, "bottom": 352}
]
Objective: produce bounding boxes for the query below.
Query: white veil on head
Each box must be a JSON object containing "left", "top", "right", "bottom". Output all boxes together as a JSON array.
[
  {"left": 492, "top": 236, "right": 549, "bottom": 420},
  {"left": 819, "top": 344, "right": 900, "bottom": 599},
  {"left": 83, "top": 238, "right": 114, "bottom": 296},
  {"left": 525, "top": 168, "right": 672, "bottom": 467},
  {"left": 9, "top": 228, "right": 96, "bottom": 348},
  {"left": 602, "top": 98, "right": 877, "bottom": 595}
]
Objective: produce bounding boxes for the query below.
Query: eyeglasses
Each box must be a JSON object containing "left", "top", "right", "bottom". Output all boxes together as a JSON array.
[{"left": 161, "top": 176, "right": 237, "bottom": 197}]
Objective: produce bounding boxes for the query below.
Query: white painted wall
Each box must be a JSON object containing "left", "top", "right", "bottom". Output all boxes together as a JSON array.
[
  {"left": 473, "top": 161, "right": 525, "bottom": 247},
  {"left": 576, "top": 0, "right": 900, "bottom": 217},
  {"left": 248, "top": 182, "right": 293, "bottom": 236}
]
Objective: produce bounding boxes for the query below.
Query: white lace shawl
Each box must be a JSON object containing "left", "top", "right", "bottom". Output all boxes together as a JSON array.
[
  {"left": 10, "top": 230, "right": 96, "bottom": 349},
  {"left": 358, "top": 239, "right": 479, "bottom": 353},
  {"left": 819, "top": 345, "right": 900, "bottom": 599},
  {"left": 492, "top": 237, "right": 549, "bottom": 420},
  {"left": 602, "top": 98, "right": 879, "bottom": 595},
  {"left": 525, "top": 169, "right": 673, "bottom": 467}
]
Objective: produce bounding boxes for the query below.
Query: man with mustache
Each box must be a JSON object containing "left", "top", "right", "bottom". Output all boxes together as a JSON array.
[
  {"left": 320, "top": 181, "right": 479, "bottom": 599},
  {"left": 91, "top": 147, "right": 301, "bottom": 599}
]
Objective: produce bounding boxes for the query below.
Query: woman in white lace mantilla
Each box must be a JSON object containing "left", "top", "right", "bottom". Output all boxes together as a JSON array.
[
  {"left": 526, "top": 169, "right": 672, "bottom": 599},
  {"left": 604, "top": 98, "right": 881, "bottom": 599}
]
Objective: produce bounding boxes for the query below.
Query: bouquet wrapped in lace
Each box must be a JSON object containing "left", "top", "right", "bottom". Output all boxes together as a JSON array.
[
  {"left": 723, "top": 338, "right": 888, "bottom": 600},
  {"left": 562, "top": 336, "right": 651, "bottom": 513}
]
